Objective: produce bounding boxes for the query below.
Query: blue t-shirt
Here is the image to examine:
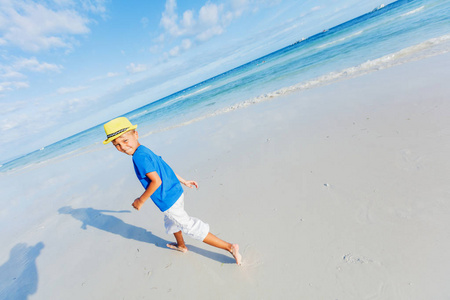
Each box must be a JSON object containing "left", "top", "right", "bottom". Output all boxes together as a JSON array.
[{"left": 132, "top": 145, "right": 183, "bottom": 212}]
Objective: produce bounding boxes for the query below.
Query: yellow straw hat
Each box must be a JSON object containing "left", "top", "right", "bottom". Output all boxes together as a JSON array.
[{"left": 103, "top": 117, "right": 137, "bottom": 144}]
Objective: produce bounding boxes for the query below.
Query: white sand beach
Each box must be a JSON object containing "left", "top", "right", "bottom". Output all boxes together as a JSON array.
[{"left": 1, "top": 52, "right": 450, "bottom": 299}]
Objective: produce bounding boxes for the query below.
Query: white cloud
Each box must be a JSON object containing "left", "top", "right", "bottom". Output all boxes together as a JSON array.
[
  {"left": 159, "top": 0, "right": 223, "bottom": 40},
  {"left": 125, "top": 78, "right": 137, "bottom": 85},
  {"left": 80, "top": 0, "right": 107, "bottom": 14},
  {"left": 0, "top": 70, "right": 26, "bottom": 79},
  {"left": 154, "top": 34, "right": 165, "bottom": 43},
  {"left": 222, "top": 11, "right": 234, "bottom": 24},
  {"left": 13, "top": 57, "right": 63, "bottom": 73},
  {"left": 52, "top": 0, "right": 76, "bottom": 6},
  {"left": 157, "top": 0, "right": 260, "bottom": 58},
  {"left": 169, "top": 46, "right": 180, "bottom": 57},
  {"left": 165, "top": 0, "right": 177, "bottom": 13},
  {"left": 66, "top": 97, "right": 86, "bottom": 112},
  {"left": 0, "top": 81, "right": 29, "bottom": 92},
  {"left": 150, "top": 44, "right": 163, "bottom": 54},
  {"left": 160, "top": 0, "right": 182, "bottom": 37},
  {"left": 0, "top": 116, "right": 20, "bottom": 131},
  {"left": 230, "top": 0, "right": 249, "bottom": 17},
  {"left": 196, "top": 26, "right": 224, "bottom": 42},
  {"left": 181, "top": 10, "right": 195, "bottom": 28},
  {"left": 199, "top": 3, "right": 221, "bottom": 26},
  {"left": 126, "top": 63, "right": 147, "bottom": 74},
  {"left": 165, "top": 38, "right": 192, "bottom": 57},
  {"left": 0, "top": 0, "right": 107, "bottom": 53},
  {"left": 181, "top": 39, "right": 192, "bottom": 50},
  {"left": 141, "top": 17, "right": 149, "bottom": 28},
  {"left": 0, "top": 57, "right": 61, "bottom": 93},
  {"left": 90, "top": 72, "right": 120, "bottom": 81},
  {"left": 57, "top": 85, "right": 89, "bottom": 94},
  {"left": 164, "top": 37, "right": 192, "bottom": 58}
]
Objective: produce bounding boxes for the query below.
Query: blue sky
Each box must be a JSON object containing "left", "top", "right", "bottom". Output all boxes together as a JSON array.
[{"left": 0, "top": 0, "right": 391, "bottom": 163}]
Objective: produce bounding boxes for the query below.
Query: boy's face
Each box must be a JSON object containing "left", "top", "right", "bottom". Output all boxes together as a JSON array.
[{"left": 112, "top": 131, "right": 140, "bottom": 155}]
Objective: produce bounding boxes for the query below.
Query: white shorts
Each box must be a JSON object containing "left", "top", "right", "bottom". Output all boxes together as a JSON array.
[{"left": 163, "top": 194, "right": 210, "bottom": 241}]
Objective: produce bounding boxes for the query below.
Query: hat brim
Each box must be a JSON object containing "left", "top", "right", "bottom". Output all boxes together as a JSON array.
[{"left": 103, "top": 124, "right": 137, "bottom": 144}]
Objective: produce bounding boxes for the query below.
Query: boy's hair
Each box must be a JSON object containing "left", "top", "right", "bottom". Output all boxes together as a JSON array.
[
  {"left": 121, "top": 129, "right": 136, "bottom": 134},
  {"left": 111, "top": 130, "right": 137, "bottom": 145},
  {"left": 112, "top": 129, "right": 136, "bottom": 141}
]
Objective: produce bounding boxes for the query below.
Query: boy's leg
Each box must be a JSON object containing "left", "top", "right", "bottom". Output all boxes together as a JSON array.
[
  {"left": 164, "top": 194, "right": 210, "bottom": 241},
  {"left": 167, "top": 230, "right": 188, "bottom": 253},
  {"left": 164, "top": 194, "right": 241, "bottom": 264},
  {"left": 203, "top": 233, "right": 242, "bottom": 265}
]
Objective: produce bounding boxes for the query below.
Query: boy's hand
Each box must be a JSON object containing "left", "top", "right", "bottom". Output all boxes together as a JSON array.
[
  {"left": 132, "top": 198, "right": 144, "bottom": 210},
  {"left": 183, "top": 180, "right": 198, "bottom": 189}
]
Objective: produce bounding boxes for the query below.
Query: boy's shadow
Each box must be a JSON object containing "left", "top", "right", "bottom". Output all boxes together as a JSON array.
[
  {"left": 58, "top": 206, "right": 234, "bottom": 264},
  {"left": 0, "top": 242, "right": 44, "bottom": 300},
  {"left": 58, "top": 206, "right": 168, "bottom": 247}
]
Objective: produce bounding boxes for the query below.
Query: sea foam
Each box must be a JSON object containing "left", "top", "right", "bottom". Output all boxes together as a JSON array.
[
  {"left": 143, "top": 34, "right": 450, "bottom": 135},
  {"left": 401, "top": 6, "right": 425, "bottom": 17}
]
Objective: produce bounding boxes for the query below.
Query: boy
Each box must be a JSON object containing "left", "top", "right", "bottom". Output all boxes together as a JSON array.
[{"left": 103, "top": 117, "right": 242, "bottom": 265}]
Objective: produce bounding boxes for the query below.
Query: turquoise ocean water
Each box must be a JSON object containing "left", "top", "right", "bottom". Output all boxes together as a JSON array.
[{"left": 1, "top": 0, "right": 449, "bottom": 173}]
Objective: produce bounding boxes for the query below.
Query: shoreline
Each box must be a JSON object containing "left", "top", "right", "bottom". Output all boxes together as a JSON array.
[{"left": 2, "top": 34, "right": 449, "bottom": 175}]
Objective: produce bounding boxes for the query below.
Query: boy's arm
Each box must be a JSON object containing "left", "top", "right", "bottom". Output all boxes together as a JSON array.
[
  {"left": 132, "top": 171, "right": 161, "bottom": 210},
  {"left": 175, "top": 173, "right": 198, "bottom": 189}
]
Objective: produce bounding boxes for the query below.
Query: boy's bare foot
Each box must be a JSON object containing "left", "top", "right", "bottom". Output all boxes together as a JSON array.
[
  {"left": 230, "top": 244, "right": 242, "bottom": 265},
  {"left": 166, "top": 243, "right": 188, "bottom": 253}
]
